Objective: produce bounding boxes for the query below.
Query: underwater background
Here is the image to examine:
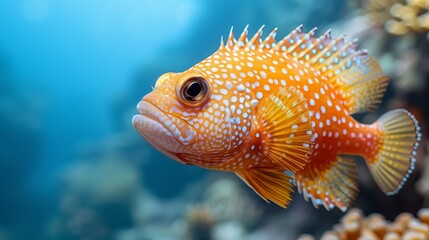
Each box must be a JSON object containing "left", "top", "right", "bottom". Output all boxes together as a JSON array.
[{"left": 1, "top": 0, "right": 429, "bottom": 239}]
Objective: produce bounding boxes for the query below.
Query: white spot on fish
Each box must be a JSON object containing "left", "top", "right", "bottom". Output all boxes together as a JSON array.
[{"left": 237, "top": 84, "right": 245, "bottom": 92}]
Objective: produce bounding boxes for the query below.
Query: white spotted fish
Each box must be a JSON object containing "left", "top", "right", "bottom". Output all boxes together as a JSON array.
[{"left": 133, "top": 25, "right": 421, "bottom": 211}]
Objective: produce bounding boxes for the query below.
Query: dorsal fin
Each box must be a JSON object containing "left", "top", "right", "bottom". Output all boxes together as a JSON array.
[
  {"left": 247, "top": 25, "right": 264, "bottom": 50},
  {"left": 226, "top": 26, "right": 236, "bottom": 48},
  {"left": 296, "top": 27, "right": 318, "bottom": 59},
  {"left": 260, "top": 27, "right": 277, "bottom": 49},
  {"left": 219, "top": 25, "right": 389, "bottom": 114},
  {"left": 235, "top": 24, "right": 249, "bottom": 50}
]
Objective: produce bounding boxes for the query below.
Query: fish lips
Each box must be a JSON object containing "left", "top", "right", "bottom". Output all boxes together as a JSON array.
[{"left": 132, "top": 100, "right": 196, "bottom": 151}]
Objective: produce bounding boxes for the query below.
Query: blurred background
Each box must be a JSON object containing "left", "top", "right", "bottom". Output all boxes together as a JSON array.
[{"left": 0, "top": 0, "right": 428, "bottom": 239}]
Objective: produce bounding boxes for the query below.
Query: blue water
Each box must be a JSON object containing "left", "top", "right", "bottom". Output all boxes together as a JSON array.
[
  {"left": 0, "top": 0, "right": 346, "bottom": 239},
  {"left": 1, "top": 0, "right": 201, "bottom": 196}
]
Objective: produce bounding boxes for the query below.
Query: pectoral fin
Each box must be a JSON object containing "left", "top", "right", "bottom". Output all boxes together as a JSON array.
[{"left": 256, "top": 86, "right": 313, "bottom": 172}]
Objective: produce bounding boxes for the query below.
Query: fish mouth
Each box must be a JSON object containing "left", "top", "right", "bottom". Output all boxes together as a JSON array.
[{"left": 132, "top": 100, "right": 196, "bottom": 148}]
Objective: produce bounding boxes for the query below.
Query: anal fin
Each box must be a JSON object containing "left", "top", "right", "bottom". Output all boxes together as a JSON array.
[
  {"left": 294, "top": 156, "right": 359, "bottom": 212},
  {"left": 236, "top": 168, "right": 293, "bottom": 208}
]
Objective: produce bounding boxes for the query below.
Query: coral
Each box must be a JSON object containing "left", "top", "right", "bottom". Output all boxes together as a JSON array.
[
  {"left": 212, "top": 221, "right": 246, "bottom": 240},
  {"left": 184, "top": 204, "right": 216, "bottom": 240},
  {"left": 298, "top": 208, "right": 429, "bottom": 240},
  {"left": 183, "top": 202, "right": 248, "bottom": 240},
  {"left": 49, "top": 134, "right": 146, "bottom": 240},
  {"left": 362, "top": 0, "right": 429, "bottom": 35},
  {"left": 202, "top": 177, "right": 263, "bottom": 227},
  {"left": 64, "top": 158, "right": 141, "bottom": 205}
]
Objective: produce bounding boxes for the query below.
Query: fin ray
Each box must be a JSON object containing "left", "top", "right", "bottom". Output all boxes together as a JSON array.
[
  {"left": 294, "top": 156, "right": 359, "bottom": 211},
  {"left": 237, "top": 168, "right": 293, "bottom": 208},
  {"left": 366, "top": 109, "right": 421, "bottom": 195},
  {"left": 256, "top": 86, "right": 313, "bottom": 172},
  {"left": 222, "top": 25, "right": 389, "bottom": 113}
]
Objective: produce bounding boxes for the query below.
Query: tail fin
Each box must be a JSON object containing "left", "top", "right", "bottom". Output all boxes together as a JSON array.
[{"left": 367, "top": 109, "right": 421, "bottom": 195}]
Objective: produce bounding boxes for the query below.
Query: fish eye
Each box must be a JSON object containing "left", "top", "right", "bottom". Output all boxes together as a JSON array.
[
  {"left": 184, "top": 79, "right": 204, "bottom": 100},
  {"left": 179, "top": 76, "right": 210, "bottom": 106}
]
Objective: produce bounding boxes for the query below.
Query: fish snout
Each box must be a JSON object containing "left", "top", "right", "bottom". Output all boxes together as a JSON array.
[{"left": 133, "top": 99, "right": 197, "bottom": 149}]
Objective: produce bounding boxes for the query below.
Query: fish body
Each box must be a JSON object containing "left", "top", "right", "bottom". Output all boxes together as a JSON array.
[{"left": 133, "top": 26, "right": 421, "bottom": 211}]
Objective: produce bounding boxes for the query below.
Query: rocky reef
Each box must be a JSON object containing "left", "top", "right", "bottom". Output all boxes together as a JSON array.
[{"left": 298, "top": 208, "right": 429, "bottom": 240}]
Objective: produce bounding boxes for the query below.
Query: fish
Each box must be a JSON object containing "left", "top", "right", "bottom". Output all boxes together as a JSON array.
[{"left": 132, "top": 25, "right": 422, "bottom": 211}]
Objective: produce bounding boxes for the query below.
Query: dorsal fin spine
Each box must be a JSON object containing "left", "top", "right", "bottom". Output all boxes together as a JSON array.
[
  {"left": 314, "top": 40, "right": 347, "bottom": 72},
  {"left": 296, "top": 28, "right": 318, "bottom": 59},
  {"left": 236, "top": 24, "right": 249, "bottom": 50},
  {"left": 324, "top": 29, "right": 332, "bottom": 39},
  {"left": 286, "top": 36, "right": 307, "bottom": 56},
  {"left": 309, "top": 33, "right": 343, "bottom": 69},
  {"left": 226, "top": 26, "right": 235, "bottom": 49},
  {"left": 275, "top": 25, "right": 303, "bottom": 52},
  {"left": 320, "top": 41, "right": 356, "bottom": 77},
  {"left": 247, "top": 25, "right": 265, "bottom": 50},
  {"left": 219, "top": 36, "right": 225, "bottom": 49},
  {"left": 294, "top": 29, "right": 333, "bottom": 62},
  {"left": 260, "top": 28, "right": 278, "bottom": 49},
  {"left": 219, "top": 25, "right": 388, "bottom": 114}
]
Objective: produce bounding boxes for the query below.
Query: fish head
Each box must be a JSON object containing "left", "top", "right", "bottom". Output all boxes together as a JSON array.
[{"left": 133, "top": 62, "right": 251, "bottom": 165}]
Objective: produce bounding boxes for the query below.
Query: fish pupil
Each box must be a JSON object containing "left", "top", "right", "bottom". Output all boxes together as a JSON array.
[
  {"left": 186, "top": 81, "right": 202, "bottom": 98},
  {"left": 183, "top": 77, "right": 208, "bottom": 102},
  {"left": 178, "top": 76, "right": 210, "bottom": 106}
]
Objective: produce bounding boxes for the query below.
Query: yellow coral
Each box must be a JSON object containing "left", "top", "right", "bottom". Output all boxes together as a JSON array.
[
  {"left": 362, "top": 0, "right": 429, "bottom": 35},
  {"left": 298, "top": 208, "right": 429, "bottom": 240}
]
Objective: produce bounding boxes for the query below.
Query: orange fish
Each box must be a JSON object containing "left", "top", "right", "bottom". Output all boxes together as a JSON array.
[{"left": 133, "top": 25, "right": 421, "bottom": 211}]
